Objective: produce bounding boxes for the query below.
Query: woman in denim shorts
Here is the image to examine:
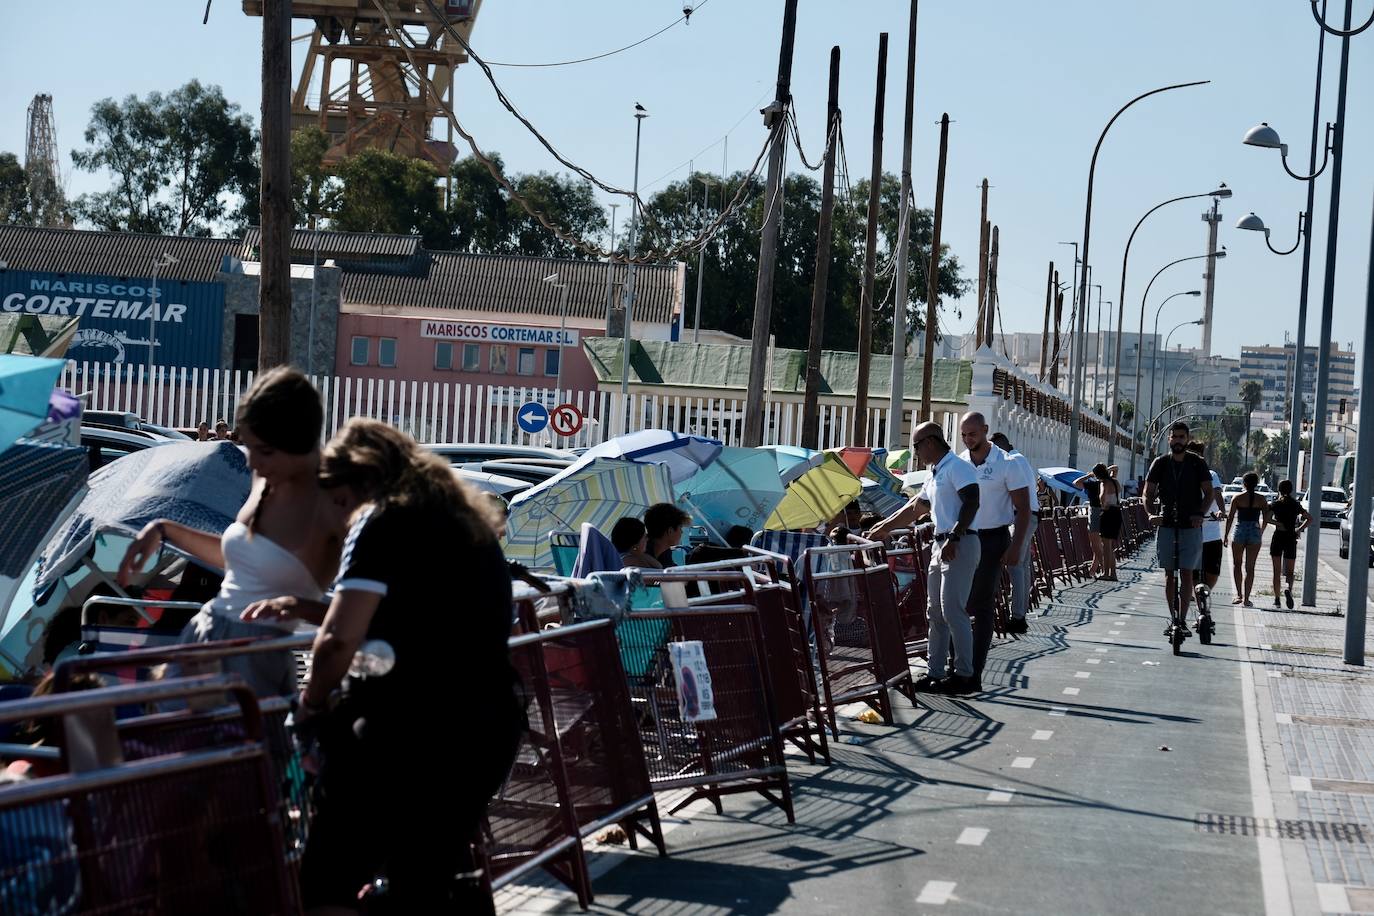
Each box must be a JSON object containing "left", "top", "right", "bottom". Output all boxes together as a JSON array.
[{"left": 1224, "top": 472, "right": 1268, "bottom": 607}]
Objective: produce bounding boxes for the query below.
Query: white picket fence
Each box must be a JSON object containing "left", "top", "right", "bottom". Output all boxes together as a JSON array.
[{"left": 59, "top": 361, "right": 923, "bottom": 450}]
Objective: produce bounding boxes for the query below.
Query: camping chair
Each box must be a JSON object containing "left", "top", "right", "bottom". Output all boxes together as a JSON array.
[{"left": 549, "top": 530, "right": 580, "bottom": 577}]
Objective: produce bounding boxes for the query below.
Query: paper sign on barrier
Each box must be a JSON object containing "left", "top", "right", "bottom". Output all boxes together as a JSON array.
[{"left": 668, "top": 640, "right": 716, "bottom": 722}]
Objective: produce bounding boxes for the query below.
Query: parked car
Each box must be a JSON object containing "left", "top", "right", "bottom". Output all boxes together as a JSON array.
[
  {"left": 451, "top": 468, "right": 531, "bottom": 500},
  {"left": 80, "top": 425, "right": 174, "bottom": 471},
  {"left": 83, "top": 410, "right": 191, "bottom": 440},
  {"left": 1318, "top": 487, "right": 1348, "bottom": 528},
  {"left": 1338, "top": 500, "right": 1374, "bottom": 564},
  {"left": 458, "top": 458, "right": 573, "bottom": 485},
  {"left": 427, "top": 443, "right": 573, "bottom": 465},
  {"left": 1222, "top": 483, "right": 1244, "bottom": 510}
]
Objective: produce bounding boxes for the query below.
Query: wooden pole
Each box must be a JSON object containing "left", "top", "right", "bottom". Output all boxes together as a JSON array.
[
  {"left": 258, "top": 0, "right": 293, "bottom": 371},
  {"left": 800, "top": 46, "right": 841, "bottom": 450},
  {"left": 975, "top": 181, "right": 989, "bottom": 348},
  {"left": 918, "top": 112, "right": 950, "bottom": 422},
  {"left": 1050, "top": 286, "right": 1064, "bottom": 388},
  {"left": 1039, "top": 260, "right": 1054, "bottom": 380},
  {"left": 985, "top": 224, "right": 999, "bottom": 348},
  {"left": 741, "top": 0, "right": 800, "bottom": 447},
  {"left": 886, "top": 0, "right": 919, "bottom": 450},
  {"left": 853, "top": 32, "right": 888, "bottom": 447}
]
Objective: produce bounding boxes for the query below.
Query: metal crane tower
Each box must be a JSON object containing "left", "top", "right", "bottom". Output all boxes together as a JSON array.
[{"left": 24, "top": 94, "right": 67, "bottom": 227}]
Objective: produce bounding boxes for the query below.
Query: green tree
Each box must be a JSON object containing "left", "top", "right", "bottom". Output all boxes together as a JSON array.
[
  {"left": 444, "top": 155, "right": 608, "bottom": 258},
  {"left": 0, "top": 153, "right": 30, "bottom": 224},
  {"left": 1239, "top": 380, "right": 1263, "bottom": 415},
  {"left": 71, "top": 81, "right": 257, "bottom": 235},
  {"left": 1116, "top": 398, "right": 1134, "bottom": 428},
  {"left": 332, "top": 148, "right": 447, "bottom": 247}
]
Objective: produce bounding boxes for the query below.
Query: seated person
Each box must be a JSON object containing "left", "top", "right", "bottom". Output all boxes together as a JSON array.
[
  {"left": 611, "top": 517, "right": 662, "bottom": 569},
  {"left": 644, "top": 504, "right": 691, "bottom": 568}
]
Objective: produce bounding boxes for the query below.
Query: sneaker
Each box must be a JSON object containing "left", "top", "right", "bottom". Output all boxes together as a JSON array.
[
  {"left": 938, "top": 674, "right": 981, "bottom": 695},
  {"left": 1273, "top": 596, "right": 1281, "bottom": 608},
  {"left": 1007, "top": 617, "right": 1029, "bottom": 635},
  {"left": 1285, "top": 588, "right": 1294, "bottom": 609},
  {"left": 1243, "top": 599, "right": 1254, "bottom": 608},
  {"left": 913, "top": 675, "right": 947, "bottom": 692}
]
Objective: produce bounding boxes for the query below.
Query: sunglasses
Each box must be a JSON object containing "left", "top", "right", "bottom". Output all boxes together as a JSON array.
[{"left": 913, "top": 434, "right": 938, "bottom": 449}]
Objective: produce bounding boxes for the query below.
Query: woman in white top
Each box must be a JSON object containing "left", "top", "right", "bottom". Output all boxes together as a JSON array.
[{"left": 118, "top": 367, "right": 347, "bottom": 697}]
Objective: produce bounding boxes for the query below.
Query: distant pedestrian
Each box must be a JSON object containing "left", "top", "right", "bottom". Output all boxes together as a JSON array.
[
  {"left": 1186, "top": 441, "right": 1225, "bottom": 610},
  {"left": 1144, "top": 421, "right": 1213, "bottom": 633},
  {"left": 870, "top": 420, "right": 981, "bottom": 695},
  {"left": 644, "top": 503, "right": 691, "bottom": 567},
  {"left": 958, "top": 413, "right": 1030, "bottom": 682},
  {"left": 196, "top": 420, "right": 211, "bottom": 442},
  {"left": 1092, "top": 464, "right": 1122, "bottom": 581},
  {"left": 1224, "top": 472, "right": 1267, "bottom": 607},
  {"left": 990, "top": 432, "right": 1038, "bottom": 634},
  {"left": 214, "top": 419, "right": 230, "bottom": 440},
  {"left": 1268, "top": 479, "right": 1310, "bottom": 609},
  {"left": 1072, "top": 468, "right": 1107, "bottom": 578}
]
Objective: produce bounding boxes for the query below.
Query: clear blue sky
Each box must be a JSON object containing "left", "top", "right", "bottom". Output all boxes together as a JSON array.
[{"left": 1, "top": 0, "right": 1371, "bottom": 366}]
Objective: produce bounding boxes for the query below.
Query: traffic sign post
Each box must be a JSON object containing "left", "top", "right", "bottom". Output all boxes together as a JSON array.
[
  {"left": 516, "top": 401, "right": 550, "bottom": 435},
  {"left": 550, "top": 403, "right": 584, "bottom": 438}
]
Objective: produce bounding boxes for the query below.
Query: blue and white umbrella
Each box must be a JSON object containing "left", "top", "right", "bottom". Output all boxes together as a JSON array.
[
  {"left": 675, "top": 446, "right": 786, "bottom": 544},
  {"left": 582, "top": 429, "right": 723, "bottom": 484}
]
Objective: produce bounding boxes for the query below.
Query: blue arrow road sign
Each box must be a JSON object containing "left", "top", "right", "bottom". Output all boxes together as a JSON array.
[{"left": 516, "top": 401, "right": 549, "bottom": 434}]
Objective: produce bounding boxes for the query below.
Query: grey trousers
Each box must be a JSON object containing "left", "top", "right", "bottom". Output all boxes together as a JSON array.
[
  {"left": 1010, "top": 516, "right": 1039, "bottom": 621},
  {"left": 926, "top": 535, "right": 981, "bottom": 679}
]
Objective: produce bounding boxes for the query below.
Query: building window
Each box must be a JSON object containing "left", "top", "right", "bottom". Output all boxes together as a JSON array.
[
  {"left": 462, "top": 343, "right": 480, "bottom": 371},
  {"left": 491, "top": 345, "right": 508, "bottom": 374},
  {"left": 350, "top": 336, "right": 369, "bottom": 366},
  {"left": 434, "top": 341, "right": 453, "bottom": 370},
  {"left": 517, "top": 347, "right": 536, "bottom": 376},
  {"left": 545, "top": 348, "right": 560, "bottom": 377},
  {"left": 378, "top": 337, "right": 397, "bottom": 368}
]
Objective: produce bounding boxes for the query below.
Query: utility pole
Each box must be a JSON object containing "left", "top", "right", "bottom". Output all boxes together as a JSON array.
[
  {"left": 918, "top": 112, "right": 950, "bottom": 422},
  {"left": 853, "top": 32, "right": 888, "bottom": 448},
  {"left": 604, "top": 203, "right": 619, "bottom": 334},
  {"left": 801, "top": 47, "right": 842, "bottom": 451},
  {"left": 258, "top": 0, "right": 293, "bottom": 371},
  {"left": 1200, "top": 196, "right": 1222, "bottom": 357},
  {"left": 741, "top": 0, "right": 800, "bottom": 447},
  {"left": 1050, "top": 286, "right": 1064, "bottom": 388},
  {"left": 886, "top": 2, "right": 918, "bottom": 450},
  {"left": 1039, "top": 261, "right": 1054, "bottom": 380},
  {"left": 975, "top": 182, "right": 990, "bottom": 348},
  {"left": 984, "top": 225, "right": 999, "bottom": 347},
  {"left": 692, "top": 174, "right": 715, "bottom": 343}
]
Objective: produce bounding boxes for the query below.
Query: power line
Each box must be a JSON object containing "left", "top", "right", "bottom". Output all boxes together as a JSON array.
[
  {"left": 482, "top": 1, "right": 711, "bottom": 68},
  {"left": 640, "top": 85, "right": 773, "bottom": 193}
]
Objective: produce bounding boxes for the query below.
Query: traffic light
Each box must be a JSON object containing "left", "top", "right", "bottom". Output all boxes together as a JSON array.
[{"left": 1339, "top": 397, "right": 1347, "bottom": 416}]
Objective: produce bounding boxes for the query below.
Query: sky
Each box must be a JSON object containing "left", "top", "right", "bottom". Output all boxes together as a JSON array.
[{"left": 1, "top": 0, "right": 1371, "bottom": 366}]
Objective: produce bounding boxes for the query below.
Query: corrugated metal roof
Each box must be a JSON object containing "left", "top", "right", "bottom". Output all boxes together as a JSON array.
[
  {"left": 238, "top": 227, "right": 422, "bottom": 260},
  {"left": 583, "top": 338, "right": 973, "bottom": 403},
  {"left": 341, "top": 250, "right": 683, "bottom": 325},
  {"left": 0, "top": 225, "right": 237, "bottom": 283}
]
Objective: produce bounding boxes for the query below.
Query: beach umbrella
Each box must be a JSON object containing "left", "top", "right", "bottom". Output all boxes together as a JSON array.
[
  {"left": 675, "top": 447, "right": 786, "bottom": 543},
  {"left": 885, "top": 448, "right": 913, "bottom": 472},
  {"left": 764, "top": 452, "right": 863, "bottom": 532},
  {"left": 0, "top": 355, "right": 65, "bottom": 454},
  {"left": 1039, "top": 466, "right": 1087, "bottom": 501},
  {"left": 582, "top": 429, "right": 722, "bottom": 484},
  {"left": 0, "top": 441, "right": 88, "bottom": 578},
  {"left": 836, "top": 447, "right": 907, "bottom": 517},
  {"left": 900, "top": 469, "right": 932, "bottom": 495},
  {"left": 504, "top": 457, "right": 674, "bottom": 569},
  {"left": 757, "top": 444, "right": 822, "bottom": 485}
]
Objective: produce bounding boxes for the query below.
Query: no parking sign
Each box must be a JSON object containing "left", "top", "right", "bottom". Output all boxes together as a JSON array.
[{"left": 550, "top": 403, "right": 584, "bottom": 437}]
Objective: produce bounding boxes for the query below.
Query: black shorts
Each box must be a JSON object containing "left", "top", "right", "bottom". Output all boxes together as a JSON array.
[
  {"left": 1098, "top": 506, "right": 1123, "bottom": 540},
  {"left": 1270, "top": 531, "right": 1299, "bottom": 560},
  {"left": 1197, "top": 539, "right": 1224, "bottom": 577}
]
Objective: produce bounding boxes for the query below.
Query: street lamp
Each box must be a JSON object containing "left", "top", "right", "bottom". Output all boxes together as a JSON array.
[
  {"left": 1145, "top": 292, "right": 1203, "bottom": 452},
  {"left": 620, "top": 104, "right": 648, "bottom": 431},
  {"left": 1066, "top": 78, "right": 1211, "bottom": 470},
  {"left": 1235, "top": 211, "right": 1306, "bottom": 256},
  {"left": 1109, "top": 184, "right": 1232, "bottom": 467},
  {"left": 149, "top": 252, "right": 179, "bottom": 373},
  {"left": 1129, "top": 251, "right": 1223, "bottom": 478},
  {"left": 1246, "top": 0, "right": 1356, "bottom": 614},
  {"left": 542, "top": 273, "right": 570, "bottom": 402}
]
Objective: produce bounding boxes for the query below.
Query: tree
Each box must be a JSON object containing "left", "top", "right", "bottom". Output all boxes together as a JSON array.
[
  {"left": 0, "top": 153, "right": 30, "bottom": 224},
  {"left": 332, "top": 148, "right": 447, "bottom": 247},
  {"left": 1116, "top": 399, "right": 1134, "bottom": 428},
  {"left": 445, "top": 155, "right": 607, "bottom": 258},
  {"left": 1239, "top": 380, "right": 1263, "bottom": 416},
  {"left": 71, "top": 81, "right": 257, "bottom": 236}
]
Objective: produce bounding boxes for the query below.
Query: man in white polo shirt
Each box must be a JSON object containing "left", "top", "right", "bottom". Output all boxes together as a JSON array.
[
  {"left": 991, "top": 431, "right": 1038, "bottom": 635},
  {"left": 960, "top": 413, "right": 1031, "bottom": 683},
  {"left": 870, "top": 420, "right": 982, "bottom": 694}
]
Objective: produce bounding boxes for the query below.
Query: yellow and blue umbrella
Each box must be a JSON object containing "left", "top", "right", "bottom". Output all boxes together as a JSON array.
[
  {"left": 764, "top": 452, "right": 863, "bottom": 532},
  {"left": 504, "top": 457, "right": 675, "bottom": 569},
  {"left": 675, "top": 446, "right": 786, "bottom": 544}
]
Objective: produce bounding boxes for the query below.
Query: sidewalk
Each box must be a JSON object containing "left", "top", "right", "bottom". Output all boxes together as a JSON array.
[
  {"left": 495, "top": 541, "right": 1372, "bottom": 915},
  {"left": 1235, "top": 545, "right": 1374, "bottom": 915}
]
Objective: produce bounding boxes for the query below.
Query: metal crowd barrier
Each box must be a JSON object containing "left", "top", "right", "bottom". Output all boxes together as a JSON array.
[
  {"left": 0, "top": 675, "right": 300, "bottom": 915},
  {"left": 803, "top": 541, "right": 915, "bottom": 736}
]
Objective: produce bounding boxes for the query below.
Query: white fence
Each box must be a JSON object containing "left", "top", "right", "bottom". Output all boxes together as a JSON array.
[{"left": 59, "top": 361, "right": 941, "bottom": 450}]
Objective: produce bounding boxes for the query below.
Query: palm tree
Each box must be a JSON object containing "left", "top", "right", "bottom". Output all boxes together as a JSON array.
[{"left": 1239, "top": 380, "right": 1263, "bottom": 415}]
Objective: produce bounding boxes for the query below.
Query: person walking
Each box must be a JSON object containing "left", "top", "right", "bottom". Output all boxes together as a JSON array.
[
  {"left": 1143, "top": 421, "right": 1214, "bottom": 633},
  {"left": 1224, "top": 472, "right": 1268, "bottom": 608},
  {"left": 1186, "top": 441, "right": 1225, "bottom": 614},
  {"left": 1071, "top": 468, "right": 1107, "bottom": 578},
  {"left": 990, "top": 432, "right": 1038, "bottom": 635},
  {"left": 1092, "top": 465, "right": 1123, "bottom": 582},
  {"left": 958, "top": 413, "right": 1030, "bottom": 681},
  {"left": 1267, "top": 479, "right": 1310, "bottom": 609},
  {"left": 870, "top": 421, "right": 981, "bottom": 694}
]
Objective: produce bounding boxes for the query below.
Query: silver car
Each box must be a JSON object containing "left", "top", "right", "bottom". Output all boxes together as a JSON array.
[{"left": 1338, "top": 500, "right": 1374, "bottom": 564}]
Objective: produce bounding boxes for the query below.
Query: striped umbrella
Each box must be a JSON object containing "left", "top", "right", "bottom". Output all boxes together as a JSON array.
[
  {"left": 764, "top": 452, "right": 863, "bottom": 532},
  {"left": 675, "top": 447, "right": 786, "bottom": 544},
  {"left": 0, "top": 440, "right": 88, "bottom": 578},
  {"left": 582, "top": 429, "right": 723, "bottom": 484},
  {"left": 504, "top": 457, "right": 675, "bottom": 569}
]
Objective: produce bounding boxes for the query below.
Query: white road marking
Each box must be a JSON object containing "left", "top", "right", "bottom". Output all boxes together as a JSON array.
[
  {"left": 1315, "top": 884, "right": 1351, "bottom": 913},
  {"left": 1087, "top": 658, "right": 1101, "bottom": 664},
  {"left": 1094, "top": 647, "right": 1108, "bottom": 653},
  {"left": 1275, "top": 712, "right": 1292, "bottom": 725},
  {"left": 1109, "top": 630, "right": 1122, "bottom": 635},
  {"left": 1074, "top": 671, "right": 1092, "bottom": 678},
  {"left": 956, "top": 827, "right": 989, "bottom": 846},
  {"left": 1049, "top": 706, "right": 1068, "bottom": 716},
  {"left": 1260, "top": 644, "right": 1273, "bottom": 651},
  {"left": 1234, "top": 607, "right": 1294, "bottom": 916},
  {"left": 987, "top": 788, "right": 1015, "bottom": 802},
  {"left": 917, "top": 881, "right": 957, "bottom": 905},
  {"left": 1032, "top": 730, "right": 1053, "bottom": 740},
  {"left": 1011, "top": 757, "right": 1035, "bottom": 769},
  {"left": 1268, "top": 671, "right": 1283, "bottom": 679},
  {"left": 1062, "top": 687, "right": 1081, "bottom": 696},
  {"left": 1290, "top": 775, "right": 1313, "bottom": 792}
]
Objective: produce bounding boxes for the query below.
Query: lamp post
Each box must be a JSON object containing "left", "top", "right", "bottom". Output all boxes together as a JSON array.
[
  {"left": 148, "top": 253, "right": 178, "bottom": 373},
  {"left": 621, "top": 105, "right": 648, "bottom": 435},
  {"left": 1248, "top": 0, "right": 1354, "bottom": 611},
  {"left": 1109, "top": 185, "right": 1232, "bottom": 467},
  {"left": 692, "top": 175, "right": 715, "bottom": 343},
  {"left": 1146, "top": 295, "right": 1203, "bottom": 450},
  {"left": 1129, "top": 252, "right": 1219, "bottom": 478},
  {"left": 542, "top": 273, "right": 570, "bottom": 402},
  {"left": 1066, "top": 79, "right": 1210, "bottom": 470}
]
